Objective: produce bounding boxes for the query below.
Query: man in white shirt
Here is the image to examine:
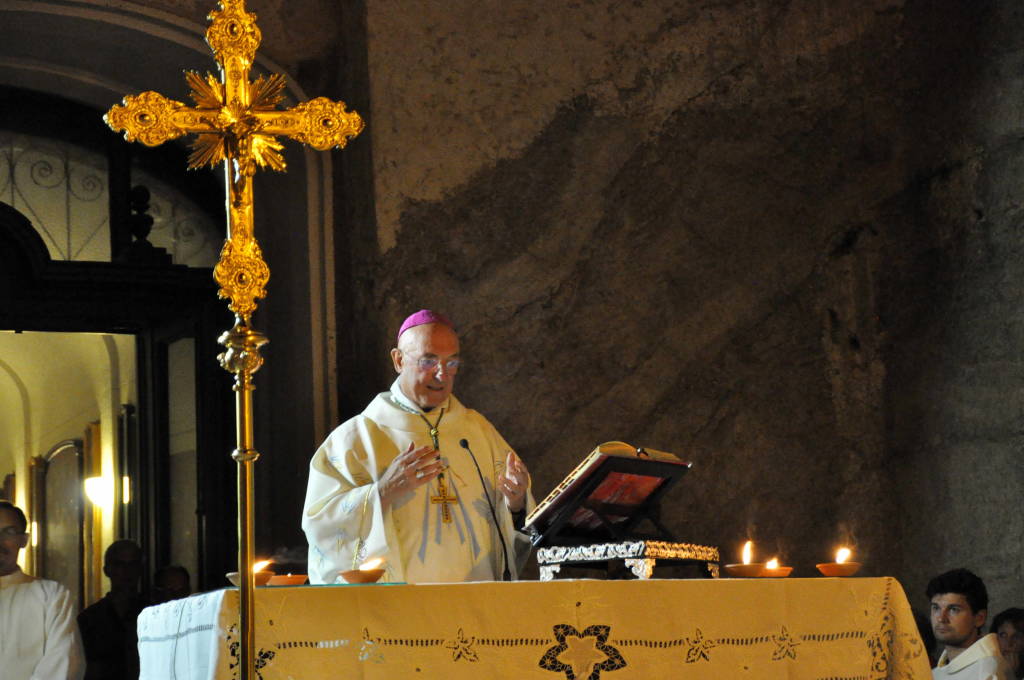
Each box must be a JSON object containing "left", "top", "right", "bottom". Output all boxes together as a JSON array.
[
  {"left": 0, "top": 500, "right": 84, "bottom": 680},
  {"left": 929, "top": 568, "right": 1013, "bottom": 680}
]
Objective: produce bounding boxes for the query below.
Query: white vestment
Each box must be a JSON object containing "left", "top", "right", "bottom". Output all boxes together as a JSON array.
[
  {"left": 0, "top": 568, "right": 85, "bottom": 680},
  {"left": 934, "top": 633, "right": 1014, "bottom": 680},
  {"left": 302, "top": 382, "right": 535, "bottom": 584}
]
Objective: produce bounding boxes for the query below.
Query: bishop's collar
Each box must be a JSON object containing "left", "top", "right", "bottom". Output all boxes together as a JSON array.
[{"left": 388, "top": 379, "right": 451, "bottom": 415}]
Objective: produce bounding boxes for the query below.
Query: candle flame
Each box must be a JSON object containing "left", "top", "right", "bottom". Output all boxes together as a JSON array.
[
  {"left": 766, "top": 558, "right": 779, "bottom": 570},
  {"left": 359, "top": 557, "right": 383, "bottom": 571},
  {"left": 253, "top": 560, "right": 271, "bottom": 573},
  {"left": 742, "top": 540, "right": 753, "bottom": 565},
  {"left": 836, "top": 547, "right": 851, "bottom": 564}
]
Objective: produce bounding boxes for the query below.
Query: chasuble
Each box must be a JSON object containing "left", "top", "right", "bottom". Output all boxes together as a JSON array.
[
  {"left": 302, "top": 381, "right": 535, "bottom": 584},
  {"left": 0, "top": 568, "right": 84, "bottom": 680}
]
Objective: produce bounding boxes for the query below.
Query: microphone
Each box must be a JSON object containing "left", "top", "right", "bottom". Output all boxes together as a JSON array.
[{"left": 460, "top": 438, "right": 512, "bottom": 581}]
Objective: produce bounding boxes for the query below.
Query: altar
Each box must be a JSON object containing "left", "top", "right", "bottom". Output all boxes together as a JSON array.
[{"left": 137, "top": 576, "right": 930, "bottom": 679}]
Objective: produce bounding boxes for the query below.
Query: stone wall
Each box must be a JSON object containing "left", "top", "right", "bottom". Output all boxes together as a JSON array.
[
  {"left": 885, "top": 0, "right": 1024, "bottom": 617},
  {"left": 336, "top": 0, "right": 1024, "bottom": 613}
]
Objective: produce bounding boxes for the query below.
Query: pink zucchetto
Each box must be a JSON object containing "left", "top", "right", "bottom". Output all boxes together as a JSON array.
[{"left": 397, "top": 309, "right": 456, "bottom": 343}]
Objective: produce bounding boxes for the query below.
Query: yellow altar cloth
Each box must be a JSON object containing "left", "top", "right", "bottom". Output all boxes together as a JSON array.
[{"left": 137, "top": 577, "right": 930, "bottom": 680}]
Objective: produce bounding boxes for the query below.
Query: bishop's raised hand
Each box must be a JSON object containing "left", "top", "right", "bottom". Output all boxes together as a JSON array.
[
  {"left": 378, "top": 441, "right": 443, "bottom": 509},
  {"left": 499, "top": 450, "right": 529, "bottom": 513}
]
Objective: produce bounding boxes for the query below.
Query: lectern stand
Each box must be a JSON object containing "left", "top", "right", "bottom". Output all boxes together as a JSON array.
[{"left": 525, "top": 442, "right": 720, "bottom": 580}]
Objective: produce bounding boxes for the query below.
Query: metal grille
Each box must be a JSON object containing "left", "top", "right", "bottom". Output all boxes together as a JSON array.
[
  {"left": 0, "top": 132, "right": 109, "bottom": 261},
  {"left": 0, "top": 131, "right": 220, "bottom": 266},
  {"left": 133, "top": 167, "right": 220, "bottom": 267}
]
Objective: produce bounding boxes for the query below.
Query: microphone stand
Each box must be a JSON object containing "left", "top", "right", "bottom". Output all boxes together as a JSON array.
[{"left": 460, "top": 438, "right": 512, "bottom": 581}]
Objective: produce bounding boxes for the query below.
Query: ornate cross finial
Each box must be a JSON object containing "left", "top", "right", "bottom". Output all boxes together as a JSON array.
[{"left": 105, "top": 0, "right": 363, "bottom": 322}]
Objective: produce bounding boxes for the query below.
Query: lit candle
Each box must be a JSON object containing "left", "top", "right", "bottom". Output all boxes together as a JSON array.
[
  {"left": 253, "top": 560, "right": 271, "bottom": 573},
  {"left": 340, "top": 557, "right": 386, "bottom": 583},
  {"left": 760, "top": 557, "right": 791, "bottom": 577},
  {"left": 815, "top": 546, "right": 861, "bottom": 576},
  {"left": 725, "top": 541, "right": 765, "bottom": 577}
]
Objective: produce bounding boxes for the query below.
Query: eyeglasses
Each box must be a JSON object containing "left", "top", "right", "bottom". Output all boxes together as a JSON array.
[
  {"left": 0, "top": 527, "right": 26, "bottom": 539},
  {"left": 406, "top": 354, "right": 462, "bottom": 374}
]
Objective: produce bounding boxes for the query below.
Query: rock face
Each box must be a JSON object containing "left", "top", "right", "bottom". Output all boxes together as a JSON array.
[{"left": 327, "top": 0, "right": 1024, "bottom": 608}]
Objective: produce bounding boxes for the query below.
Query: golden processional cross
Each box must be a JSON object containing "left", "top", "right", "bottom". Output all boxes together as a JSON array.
[{"left": 104, "top": 2, "right": 363, "bottom": 678}]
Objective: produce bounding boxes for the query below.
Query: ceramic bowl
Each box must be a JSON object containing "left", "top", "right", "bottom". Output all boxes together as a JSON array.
[
  {"left": 760, "top": 566, "right": 793, "bottom": 578},
  {"left": 723, "top": 563, "right": 765, "bottom": 578},
  {"left": 339, "top": 568, "right": 386, "bottom": 584},
  {"left": 268, "top": 574, "right": 307, "bottom": 586},
  {"left": 226, "top": 571, "right": 273, "bottom": 587},
  {"left": 816, "top": 562, "right": 862, "bottom": 577}
]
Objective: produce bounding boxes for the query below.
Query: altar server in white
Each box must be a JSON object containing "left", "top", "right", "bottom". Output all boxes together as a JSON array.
[
  {"left": 0, "top": 501, "right": 85, "bottom": 680},
  {"left": 302, "top": 310, "right": 534, "bottom": 584},
  {"left": 929, "top": 568, "right": 1013, "bottom": 680}
]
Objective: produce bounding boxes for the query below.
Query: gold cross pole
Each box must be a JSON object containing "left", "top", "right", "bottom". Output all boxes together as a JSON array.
[{"left": 104, "top": 2, "right": 363, "bottom": 678}]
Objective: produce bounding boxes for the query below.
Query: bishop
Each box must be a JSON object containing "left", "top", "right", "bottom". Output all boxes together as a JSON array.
[{"left": 302, "top": 310, "right": 535, "bottom": 583}]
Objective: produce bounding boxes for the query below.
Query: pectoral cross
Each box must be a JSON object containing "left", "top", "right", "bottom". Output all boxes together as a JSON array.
[
  {"left": 103, "top": 4, "right": 363, "bottom": 680},
  {"left": 431, "top": 474, "right": 459, "bottom": 524},
  {"left": 417, "top": 411, "right": 457, "bottom": 522}
]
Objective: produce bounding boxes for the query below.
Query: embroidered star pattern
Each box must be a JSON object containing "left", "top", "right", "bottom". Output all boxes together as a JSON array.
[
  {"left": 539, "top": 624, "right": 627, "bottom": 680},
  {"left": 444, "top": 628, "right": 479, "bottom": 662},
  {"left": 684, "top": 628, "right": 716, "bottom": 663},
  {"left": 771, "top": 626, "right": 800, "bottom": 661}
]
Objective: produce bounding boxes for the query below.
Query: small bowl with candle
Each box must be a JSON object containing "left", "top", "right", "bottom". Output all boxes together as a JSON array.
[
  {"left": 724, "top": 540, "right": 766, "bottom": 578},
  {"left": 760, "top": 558, "right": 792, "bottom": 578},
  {"left": 340, "top": 557, "right": 386, "bottom": 584},
  {"left": 268, "top": 573, "right": 307, "bottom": 586},
  {"left": 227, "top": 560, "right": 273, "bottom": 587},
  {"left": 816, "top": 547, "right": 862, "bottom": 577}
]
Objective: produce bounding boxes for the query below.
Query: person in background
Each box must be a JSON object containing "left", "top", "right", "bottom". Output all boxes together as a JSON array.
[
  {"left": 151, "top": 564, "right": 191, "bottom": 605},
  {"left": 928, "top": 568, "right": 1013, "bottom": 680},
  {"left": 991, "top": 608, "right": 1024, "bottom": 679},
  {"left": 77, "top": 540, "right": 145, "bottom": 680},
  {"left": 0, "top": 500, "right": 84, "bottom": 680}
]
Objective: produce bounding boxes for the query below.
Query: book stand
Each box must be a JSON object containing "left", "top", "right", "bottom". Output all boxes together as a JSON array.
[{"left": 527, "top": 446, "right": 719, "bottom": 580}]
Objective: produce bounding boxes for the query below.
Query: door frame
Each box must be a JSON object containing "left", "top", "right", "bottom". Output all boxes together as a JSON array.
[{"left": 0, "top": 201, "right": 236, "bottom": 591}]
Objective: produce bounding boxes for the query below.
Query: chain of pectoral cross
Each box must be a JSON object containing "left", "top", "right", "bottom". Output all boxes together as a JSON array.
[{"left": 416, "top": 409, "right": 459, "bottom": 524}]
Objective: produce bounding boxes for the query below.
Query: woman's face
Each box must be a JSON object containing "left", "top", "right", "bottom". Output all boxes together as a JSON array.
[{"left": 998, "top": 621, "right": 1024, "bottom": 656}]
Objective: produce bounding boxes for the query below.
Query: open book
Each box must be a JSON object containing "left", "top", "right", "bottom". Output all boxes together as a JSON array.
[{"left": 525, "top": 441, "right": 691, "bottom": 545}]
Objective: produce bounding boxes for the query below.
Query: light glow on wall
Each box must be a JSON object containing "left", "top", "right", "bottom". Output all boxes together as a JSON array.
[{"left": 84, "top": 476, "right": 114, "bottom": 510}]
